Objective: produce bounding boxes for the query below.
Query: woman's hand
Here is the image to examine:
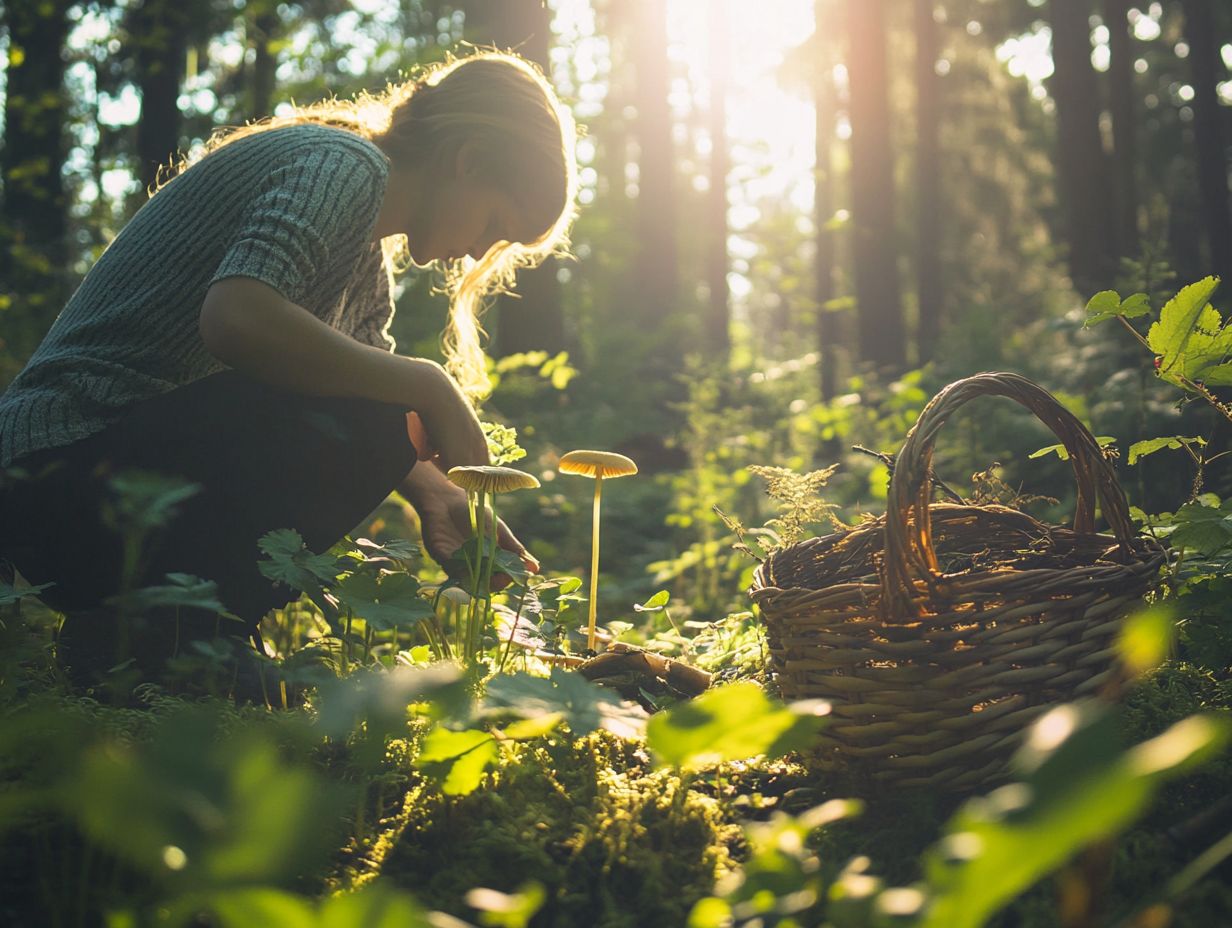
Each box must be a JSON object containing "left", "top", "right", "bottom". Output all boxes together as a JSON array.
[
  {"left": 400, "top": 461, "right": 539, "bottom": 588},
  {"left": 405, "top": 360, "right": 490, "bottom": 472}
]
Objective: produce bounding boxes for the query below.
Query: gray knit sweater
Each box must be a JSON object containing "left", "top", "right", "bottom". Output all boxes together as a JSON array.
[{"left": 0, "top": 123, "right": 396, "bottom": 467}]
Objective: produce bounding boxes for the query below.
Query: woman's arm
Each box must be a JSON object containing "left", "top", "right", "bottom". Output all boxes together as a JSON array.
[{"left": 200, "top": 276, "right": 488, "bottom": 471}]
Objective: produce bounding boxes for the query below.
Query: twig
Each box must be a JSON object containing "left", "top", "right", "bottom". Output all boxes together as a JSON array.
[{"left": 851, "top": 444, "right": 966, "bottom": 504}]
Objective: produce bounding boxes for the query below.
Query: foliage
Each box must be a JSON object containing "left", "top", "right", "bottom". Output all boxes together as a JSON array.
[{"left": 746, "top": 463, "right": 845, "bottom": 549}]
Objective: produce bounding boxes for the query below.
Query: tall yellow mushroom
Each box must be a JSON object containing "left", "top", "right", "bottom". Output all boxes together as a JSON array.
[
  {"left": 447, "top": 465, "right": 540, "bottom": 663},
  {"left": 558, "top": 450, "right": 638, "bottom": 651}
]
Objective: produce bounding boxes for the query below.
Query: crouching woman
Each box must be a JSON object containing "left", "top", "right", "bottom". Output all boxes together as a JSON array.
[{"left": 0, "top": 50, "right": 576, "bottom": 689}]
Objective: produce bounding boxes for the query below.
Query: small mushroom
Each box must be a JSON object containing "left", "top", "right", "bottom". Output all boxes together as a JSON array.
[
  {"left": 446, "top": 465, "right": 540, "bottom": 662},
  {"left": 447, "top": 464, "right": 541, "bottom": 494},
  {"left": 558, "top": 450, "right": 638, "bottom": 651}
]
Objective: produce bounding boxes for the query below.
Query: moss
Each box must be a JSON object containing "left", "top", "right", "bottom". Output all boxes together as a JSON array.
[{"left": 364, "top": 731, "right": 739, "bottom": 927}]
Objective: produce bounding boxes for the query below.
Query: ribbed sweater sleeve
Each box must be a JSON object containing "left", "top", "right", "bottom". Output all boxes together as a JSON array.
[{"left": 210, "top": 146, "right": 386, "bottom": 308}]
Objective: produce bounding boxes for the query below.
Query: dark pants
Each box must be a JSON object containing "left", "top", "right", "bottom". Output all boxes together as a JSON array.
[{"left": 0, "top": 371, "right": 416, "bottom": 678}]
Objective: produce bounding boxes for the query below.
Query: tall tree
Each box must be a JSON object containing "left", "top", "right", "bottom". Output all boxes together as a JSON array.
[
  {"left": 1104, "top": 0, "right": 1139, "bottom": 260},
  {"left": 631, "top": 0, "right": 679, "bottom": 338},
  {"left": 846, "top": 0, "right": 905, "bottom": 370},
  {"left": 127, "top": 0, "right": 194, "bottom": 193},
  {"left": 813, "top": 23, "right": 839, "bottom": 399},
  {"left": 1180, "top": 0, "right": 1232, "bottom": 283},
  {"left": 703, "top": 5, "right": 731, "bottom": 359},
  {"left": 1048, "top": 0, "right": 1115, "bottom": 291},
  {"left": 914, "top": 0, "right": 944, "bottom": 363},
  {"left": 459, "top": 0, "right": 566, "bottom": 357},
  {"left": 249, "top": 0, "right": 281, "bottom": 119},
  {"left": 0, "top": 0, "right": 75, "bottom": 363}
]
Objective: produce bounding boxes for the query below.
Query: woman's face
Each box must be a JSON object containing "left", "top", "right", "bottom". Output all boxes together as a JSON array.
[{"left": 407, "top": 172, "right": 529, "bottom": 265}]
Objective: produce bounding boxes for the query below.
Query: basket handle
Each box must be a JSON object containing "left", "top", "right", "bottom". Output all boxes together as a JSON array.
[{"left": 881, "top": 372, "right": 1136, "bottom": 622}]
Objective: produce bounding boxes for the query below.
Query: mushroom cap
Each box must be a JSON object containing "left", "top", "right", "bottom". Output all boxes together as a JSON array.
[
  {"left": 447, "top": 465, "right": 541, "bottom": 493},
  {"left": 558, "top": 450, "right": 638, "bottom": 479}
]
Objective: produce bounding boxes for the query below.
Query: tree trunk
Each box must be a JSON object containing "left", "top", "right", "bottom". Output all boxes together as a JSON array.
[
  {"left": 631, "top": 0, "right": 679, "bottom": 339},
  {"left": 131, "top": 0, "right": 191, "bottom": 194},
  {"left": 0, "top": 0, "right": 74, "bottom": 358},
  {"left": 914, "top": 0, "right": 943, "bottom": 363},
  {"left": 846, "top": 0, "right": 905, "bottom": 370},
  {"left": 704, "top": 9, "right": 731, "bottom": 359},
  {"left": 1048, "top": 0, "right": 1115, "bottom": 292},
  {"left": 250, "top": 8, "right": 280, "bottom": 120},
  {"left": 460, "top": 0, "right": 566, "bottom": 357},
  {"left": 1181, "top": 0, "right": 1232, "bottom": 283},
  {"left": 1104, "top": 0, "right": 1139, "bottom": 260},
  {"left": 814, "top": 24, "right": 838, "bottom": 400}
]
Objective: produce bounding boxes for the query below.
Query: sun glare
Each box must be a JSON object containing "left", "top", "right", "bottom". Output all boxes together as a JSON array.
[{"left": 667, "top": 0, "right": 817, "bottom": 214}]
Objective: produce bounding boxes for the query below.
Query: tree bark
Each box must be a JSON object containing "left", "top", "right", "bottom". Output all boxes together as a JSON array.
[
  {"left": 631, "top": 0, "right": 679, "bottom": 338},
  {"left": 846, "top": 0, "right": 905, "bottom": 370},
  {"left": 250, "top": 7, "right": 280, "bottom": 120},
  {"left": 1181, "top": 0, "right": 1232, "bottom": 283},
  {"left": 131, "top": 0, "right": 191, "bottom": 194},
  {"left": 704, "top": 9, "right": 731, "bottom": 359},
  {"left": 1048, "top": 0, "right": 1115, "bottom": 292},
  {"left": 814, "top": 24, "right": 838, "bottom": 400},
  {"left": 460, "top": 0, "right": 567, "bottom": 357},
  {"left": 0, "top": 0, "right": 74, "bottom": 357},
  {"left": 914, "top": 0, "right": 944, "bottom": 364},
  {"left": 1104, "top": 0, "right": 1139, "bottom": 260}
]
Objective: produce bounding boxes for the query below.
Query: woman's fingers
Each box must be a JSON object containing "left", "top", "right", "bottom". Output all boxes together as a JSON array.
[{"left": 495, "top": 518, "right": 539, "bottom": 573}]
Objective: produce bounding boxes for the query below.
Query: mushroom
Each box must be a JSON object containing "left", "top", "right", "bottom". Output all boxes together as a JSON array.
[
  {"left": 447, "top": 465, "right": 540, "bottom": 663},
  {"left": 557, "top": 450, "right": 638, "bottom": 652}
]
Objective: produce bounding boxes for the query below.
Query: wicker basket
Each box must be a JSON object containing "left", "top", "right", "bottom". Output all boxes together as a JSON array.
[{"left": 749, "top": 372, "right": 1166, "bottom": 790}]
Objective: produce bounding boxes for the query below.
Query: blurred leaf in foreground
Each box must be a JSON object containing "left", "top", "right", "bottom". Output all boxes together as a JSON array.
[
  {"left": 920, "top": 702, "right": 1230, "bottom": 928},
  {"left": 646, "top": 681, "right": 829, "bottom": 770}
]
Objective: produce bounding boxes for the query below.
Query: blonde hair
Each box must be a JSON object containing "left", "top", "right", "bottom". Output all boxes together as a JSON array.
[{"left": 187, "top": 49, "right": 578, "bottom": 399}]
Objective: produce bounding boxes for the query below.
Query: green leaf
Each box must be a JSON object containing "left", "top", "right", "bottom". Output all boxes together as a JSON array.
[
  {"left": 1171, "top": 304, "right": 1232, "bottom": 386},
  {"left": 502, "top": 714, "right": 563, "bottom": 740},
  {"left": 1084, "top": 290, "right": 1152, "bottom": 327},
  {"left": 312, "top": 663, "right": 469, "bottom": 746},
  {"left": 352, "top": 537, "right": 420, "bottom": 564},
  {"left": 104, "top": 471, "right": 201, "bottom": 533},
  {"left": 687, "top": 898, "right": 734, "bottom": 928},
  {"left": 70, "top": 707, "right": 348, "bottom": 889},
  {"left": 111, "top": 573, "right": 228, "bottom": 615},
  {"left": 646, "top": 682, "right": 828, "bottom": 771},
  {"left": 1147, "top": 277, "right": 1222, "bottom": 381},
  {"left": 1119, "top": 292, "right": 1152, "bottom": 318},
  {"left": 417, "top": 727, "right": 499, "bottom": 795},
  {"left": 1118, "top": 605, "right": 1177, "bottom": 676},
  {"left": 1028, "top": 436, "right": 1116, "bottom": 461},
  {"left": 318, "top": 882, "right": 431, "bottom": 928},
  {"left": 920, "top": 704, "right": 1230, "bottom": 928},
  {"left": 1199, "top": 361, "right": 1232, "bottom": 386},
  {"left": 635, "top": 590, "right": 671, "bottom": 612},
  {"left": 333, "top": 572, "right": 433, "bottom": 631},
  {"left": 1170, "top": 500, "right": 1232, "bottom": 555},
  {"left": 257, "top": 529, "right": 341, "bottom": 592},
  {"left": 492, "top": 547, "right": 533, "bottom": 582},
  {"left": 1127, "top": 435, "right": 1206, "bottom": 465},
  {"left": 482, "top": 669, "right": 647, "bottom": 738},
  {"left": 205, "top": 888, "right": 315, "bottom": 928}
]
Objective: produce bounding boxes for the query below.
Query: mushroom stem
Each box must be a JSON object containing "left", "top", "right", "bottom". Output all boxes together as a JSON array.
[
  {"left": 468, "top": 489, "right": 489, "bottom": 663},
  {"left": 476, "top": 494, "right": 499, "bottom": 661},
  {"left": 586, "top": 475, "right": 603, "bottom": 651}
]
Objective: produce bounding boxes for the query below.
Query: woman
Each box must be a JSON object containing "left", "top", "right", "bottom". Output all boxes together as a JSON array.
[{"left": 0, "top": 50, "right": 576, "bottom": 688}]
